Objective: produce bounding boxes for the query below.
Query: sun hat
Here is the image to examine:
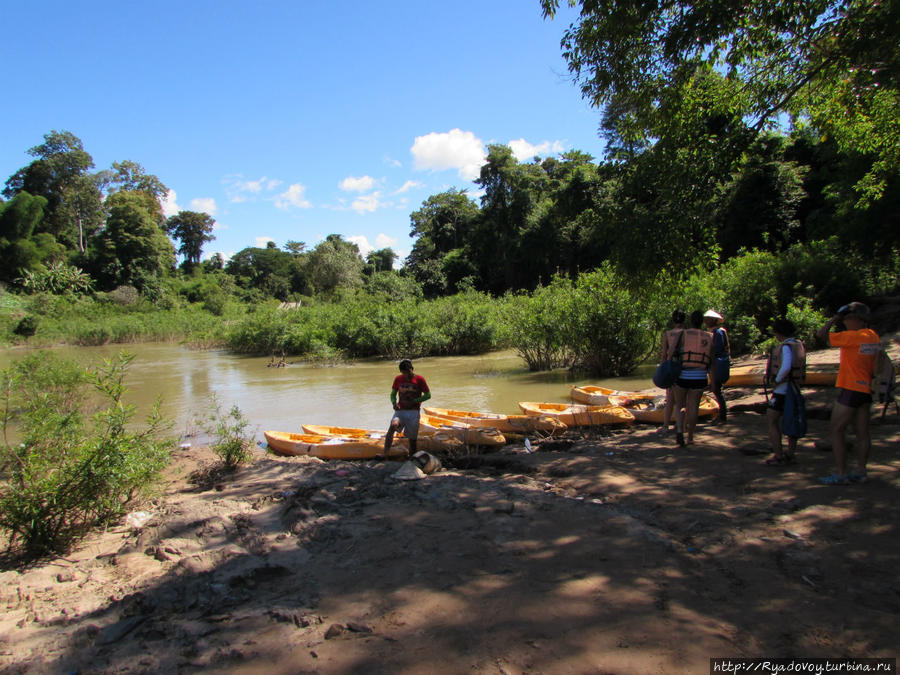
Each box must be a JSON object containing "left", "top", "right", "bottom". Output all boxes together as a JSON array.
[{"left": 703, "top": 310, "right": 723, "bottom": 320}]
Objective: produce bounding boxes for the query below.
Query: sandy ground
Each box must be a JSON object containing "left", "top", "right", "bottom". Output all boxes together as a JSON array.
[{"left": 1, "top": 354, "right": 899, "bottom": 674}]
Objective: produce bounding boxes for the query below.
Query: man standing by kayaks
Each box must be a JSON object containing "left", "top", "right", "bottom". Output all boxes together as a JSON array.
[{"left": 384, "top": 359, "right": 431, "bottom": 458}]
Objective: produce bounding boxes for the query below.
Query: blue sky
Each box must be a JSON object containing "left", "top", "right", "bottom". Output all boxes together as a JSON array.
[{"left": 2, "top": 1, "right": 606, "bottom": 263}]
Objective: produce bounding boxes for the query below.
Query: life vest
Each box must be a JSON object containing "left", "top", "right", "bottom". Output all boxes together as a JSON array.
[
  {"left": 765, "top": 338, "right": 807, "bottom": 385},
  {"left": 680, "top": 329, "right": 712, "bottom": 368},
  {"left": 663, "top": 328, "right": 684, "bottom": 361}
]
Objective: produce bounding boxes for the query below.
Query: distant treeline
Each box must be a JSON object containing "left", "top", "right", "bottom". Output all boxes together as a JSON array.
[{"left": 1, "top": 116, "right": 897, "bottom": 375}]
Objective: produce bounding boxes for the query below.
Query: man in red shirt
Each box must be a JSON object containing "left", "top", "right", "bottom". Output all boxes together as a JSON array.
[
  {"left": 384, "top": 359, "right": 431, "bottom": 458},
  {"left": 816, "top": 301, "right": 880, "bottom": 484}
]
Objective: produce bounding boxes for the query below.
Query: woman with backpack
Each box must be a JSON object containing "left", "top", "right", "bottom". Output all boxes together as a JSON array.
[{"left": 763, "top": 318, "right": 807, "bottom": 466}]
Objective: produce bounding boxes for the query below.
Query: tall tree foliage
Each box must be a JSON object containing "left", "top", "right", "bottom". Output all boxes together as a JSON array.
[
  {"left": 541, "top": 0, "right": 900, "bottom": 202},
  {"left": 166, "top": 210, "right": 216, "bottom": 265},
  {"left": 406, "top": 189, "right": 479, "bottom": 297},
  {"left": 2, "top": 130, "right": 104, "bottom": 251},
  {"left": 305, "top": 235, "right": 365, "bottom": 297},
  {"left": 89, "top": 191, "right": 175, "bottom": 292}
]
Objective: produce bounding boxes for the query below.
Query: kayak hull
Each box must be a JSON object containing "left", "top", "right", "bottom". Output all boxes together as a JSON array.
[
  {"left": 569, "top": 385, "right": 623, "bottom": 406},
  {"left": 607, "top": 393, "right": 718, "bottom": 424},
  {"left": 419, "top": 413, "right": 507, "bottom": 446},
  {"left": 264, "top": 430, "right": 391, "bottom": 460},
  {"left": 423, "top": 406, "right": 565, "bottom": 433},
  {"left": 518, "top": 402, "right": 635, "bottom": 427}
]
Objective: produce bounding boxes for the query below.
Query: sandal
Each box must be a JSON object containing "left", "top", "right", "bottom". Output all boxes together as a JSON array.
[
  {"left": 764, "top": 454, "right": 788, "bottom": 466},
  {"left": 675, "top": 432, "right": 685, "bottom": 447},
  {"left": 783, "top": 453, "right": 796, "bottom": 464},
  {"left": 818, "top": 473, "right": 849, "bottom": 486},
  {"left": 847, "top": 471, "right": 868, "bottom": 483}
]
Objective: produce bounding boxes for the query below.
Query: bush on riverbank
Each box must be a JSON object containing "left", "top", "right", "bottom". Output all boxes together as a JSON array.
[
  {"left": 0, "top": 352, "right": 172, "bottom": 557},
  {"left": 1, "top": 243, "right": 897, "bottom": 376},
  {"left": 224, "top": 290, "right": 503, "bottom": 359}
]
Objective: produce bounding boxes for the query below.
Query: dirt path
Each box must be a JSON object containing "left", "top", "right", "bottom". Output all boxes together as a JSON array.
[{"left": 1, "top": 368, "right": 899, "bottom": 673}]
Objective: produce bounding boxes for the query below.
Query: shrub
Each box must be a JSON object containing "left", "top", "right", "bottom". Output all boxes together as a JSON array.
[
  {"left": 20, "top": 262, "right": 94, "bottom": 296},
  {"left": 501, "top": 281, "right": 575, "bottom": 371},
  {"left": 13, "top": 315, "right": 38, "bottom": 338},
  {"left": 205, "top": 397, "right": 254, "bottom": 470},
  {"left": 565, "top": 268, "right": 656, "bottom": 376},
  {"left": 0, "top": 352, "right": 172, "bottom": 557}
]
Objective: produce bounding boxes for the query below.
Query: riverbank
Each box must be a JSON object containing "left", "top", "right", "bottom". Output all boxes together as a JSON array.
[{"left": 2, "top": 364, "right": 898, "bottom": 673}]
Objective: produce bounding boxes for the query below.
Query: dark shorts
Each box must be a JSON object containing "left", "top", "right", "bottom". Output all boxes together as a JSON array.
[
  {"left": 768, "top": 393, "right": 785, "bottom": 412},
  {"left": 675, "top": 377, "right": 707, "bottom": 390},
  {"left": 836, "top": 388, "right": 872, "bottom": 409}
]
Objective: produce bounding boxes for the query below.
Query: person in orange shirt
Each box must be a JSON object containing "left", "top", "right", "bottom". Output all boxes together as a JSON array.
[{"left": 815, "top": 301, "right": 880, "bottom": 485}]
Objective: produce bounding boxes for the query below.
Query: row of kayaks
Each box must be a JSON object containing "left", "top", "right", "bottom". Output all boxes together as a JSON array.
[
  {"left": 263, "top": 390, "right": 707, "bottom": 459},
  {"left": 263, "top": 363, "right": 838, "bottom": 460}
]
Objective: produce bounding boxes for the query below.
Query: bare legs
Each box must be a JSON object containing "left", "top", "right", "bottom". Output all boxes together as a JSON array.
[
  {"left": 673, "top": 386, "right": 701, "bottom": 444},
  {"left": 384, "top": 418, "right": 416, "bottom": 459},
  {"left": 766, "top": 407, "right": 798, "bottom": 460},
  {"left": 829, "top": 401, "right": 871, "bottom": 476}
]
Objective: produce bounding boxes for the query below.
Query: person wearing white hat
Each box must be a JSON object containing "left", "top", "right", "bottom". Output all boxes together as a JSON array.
[{"left": 703, "top": 310, "right": 730, "bottom": 424}]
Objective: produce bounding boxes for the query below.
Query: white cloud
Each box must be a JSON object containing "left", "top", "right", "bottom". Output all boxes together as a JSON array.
[
  {"left": 340, "top": 175, "right": 378, "bottom": 192},
  {"left": 384, "top": 155, "right": 402, "bottom": 168},
  {"left": 411, "top": 129, "right": 486, "bottom": 181},
  {"left": 376, "top": 233, "right": 398, "bottom": 249},
  {"left": 223, "top": 175, "right": 282, "bottom": 203},
  {"left": 508, "top": 138, "right": 566, "bottom": 162},
  {"left": 347, "top": 235, "right": 373, "bottom": 257},
  {"left": 161, "top": 189, "right": 180, "bottom": 218},
  {"left": 393, "top": 180, "right": 422, "bottom": 195},
  {"left": 275, "top": 183, "right": 312, "bottom": 210},
  {"left": 189, "top": 197, "right": 217, "bottom": 215},
  {"left": 351, "top": 192, "right": 383, "bottom": 214},
  {"left": 255, "top": 237, "right": 274, "bottom": 247}
]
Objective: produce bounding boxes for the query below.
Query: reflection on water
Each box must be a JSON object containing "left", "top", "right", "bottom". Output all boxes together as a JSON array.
[{"left": 0, "top": 345, "right": 654, "bottom": 442}]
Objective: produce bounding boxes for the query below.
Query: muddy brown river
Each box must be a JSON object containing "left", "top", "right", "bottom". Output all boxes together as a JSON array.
[{"left": 0, "top": 344, "right": 654, "bottom": 443}]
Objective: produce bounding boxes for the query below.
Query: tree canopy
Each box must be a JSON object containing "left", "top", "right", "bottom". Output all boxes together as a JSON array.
[{"left": 541, "top": 0, "right": 900, "bottom": 202}]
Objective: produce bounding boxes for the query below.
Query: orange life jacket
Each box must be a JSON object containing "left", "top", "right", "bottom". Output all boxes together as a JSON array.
[
  {"left": 680, "top": 329, "right": 712, "bottom": 368},
  {"left": 765, "top": 338, "right": 807, "bottom": 385}
]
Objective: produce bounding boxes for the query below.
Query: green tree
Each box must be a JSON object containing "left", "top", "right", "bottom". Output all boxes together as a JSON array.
[
  {"left": 89, "top": 191, "right": 175, "bottom": 291},
  {"left": 225, "top": 242, "right": 296, "bottom": 299},
  {"left": 406, "top": 189, "right": 479, "bottom": 296},
  {"left": 0, "top": 191, "right": 49, "bottom": 282},
  {"left": 3, "top": 130, "right": 103, "bottom": 251},
  {"left": 715, "top": 134, "right": 808, "bottom": 257},
  {"left": 306, "top": 234, "right": 364, "bottom": 297},
  {"left": 366, "top": 247, "right": 397, "bottom": 273},
  {"left": 166, "top": 210, "right": 216, "bottom": 265},
  {"left": 101, "top": 160, "right": 169, "bottom": 203},
  {"left": 473, "top": 145, "right": 542, "bottom": 293},
  {"left": 541, "top": 0, "right": 900, "bottom": 202},
  {"left": 284, "top": 240, "right": 307, "bottom": 256}
]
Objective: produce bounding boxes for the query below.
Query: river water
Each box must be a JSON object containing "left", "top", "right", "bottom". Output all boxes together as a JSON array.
[{"left": 0, "top": 344, "right": 655, "bottom": 443}]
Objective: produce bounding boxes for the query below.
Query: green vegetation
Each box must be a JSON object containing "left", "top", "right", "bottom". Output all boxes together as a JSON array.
[
  {"left": 0, "top": 3, "right": 897, "bottom": 374},
  {"left": 0, "top": 0, "right": 897, "bottom": 558},
  {"left": 0, "top": 352, "right": 172, "bottom": 557},
  {"left": 205, "top": 396, "right": 254, "bottom": 470}
]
